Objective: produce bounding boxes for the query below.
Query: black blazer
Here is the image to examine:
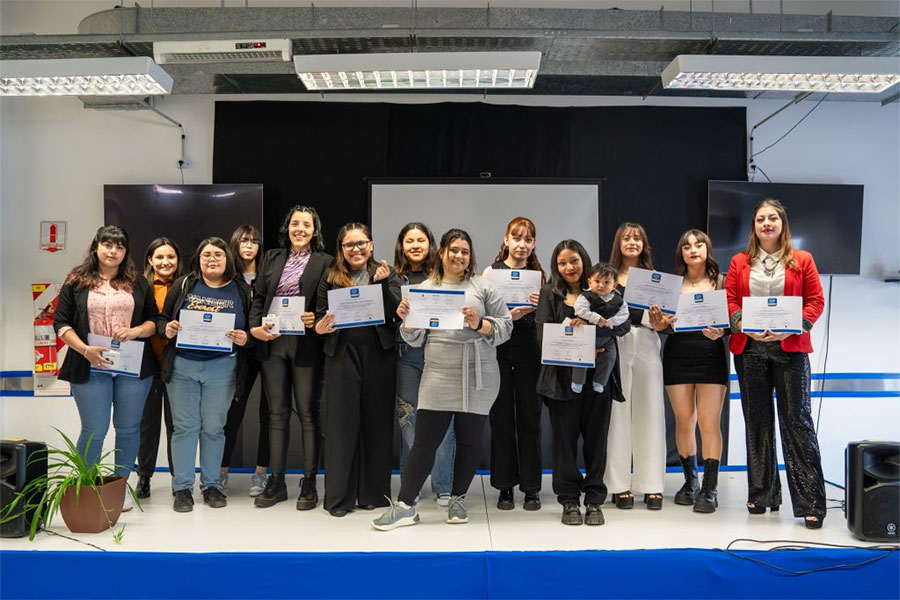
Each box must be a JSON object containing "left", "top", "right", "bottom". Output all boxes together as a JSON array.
[
  {"left": 534, "top": 284, "right": 630, "bottom": 402},
  {"left": 315, "top": 264, "right": 402, "bottom": 358},
  {"left": 157, "top": 274, "right": 255, "bottom": 383},
  {"left": 53, "top": 278, "right": 160, "bottom": 384},
  {"left": 249, "top": 248, "right": 333, "bottom": 367}
]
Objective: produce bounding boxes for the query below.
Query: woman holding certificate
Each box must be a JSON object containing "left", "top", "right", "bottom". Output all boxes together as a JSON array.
[
  {"left": 314, "top": 223, "right": 400, "bottom": 517},
  {"left": 534, "top": 240, "right": 630, "bottom": 526},
  {"left": 482, "top": 217, "right": 545, "bottom": 511},
  {"left": 606, "top": 222, "right": 666, "bottom": 511},
  {"left": 393, "top": 222, "right": 456, "bottom": 507},
  {"left": 725, "top": 199, "right": 826, "bottom": 529},
  {"left": 249, "top": 207, "right": 332, "bottom": 510},
  {"left": 160, "top": 237, "right": 253, "bottom": 512},
  {"left": 653, "top": 230, "right": 728, "bottom": 514},
  {"left": 54, "top": 226, "right": 159, "bottom": 502},
  {"left": 372, "top": 229, "right": 512, "bottom": 530}
]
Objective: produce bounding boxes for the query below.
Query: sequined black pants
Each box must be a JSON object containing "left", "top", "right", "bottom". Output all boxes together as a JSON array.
[{"left": 734, "top": 340, "right": 826, "bottom": 518}]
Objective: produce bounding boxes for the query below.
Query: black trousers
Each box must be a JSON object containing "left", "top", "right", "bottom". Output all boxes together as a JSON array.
[
  {"left": 489, "top": 327, "right": 543, "bottom": 493},
  {"left": 544, "top": 379, "right": 613, "bottom": 506},
  {"left": 221, "top": 355, "right": 270, "bottom": 469},
  {"left": 399, "top": 410, "right": 488, "bottom": 505},
  {"left": 734, "top": 340, "right": 826, "bottom": 518},
  {"left": 137, "top": 375, "right": 173, "bottom": 478},
  {"left": 260, "top": 336, "right": 320, "bottom": 476},
  {"left": 323, "top": 329, "right": 396, "bottom": 512}
]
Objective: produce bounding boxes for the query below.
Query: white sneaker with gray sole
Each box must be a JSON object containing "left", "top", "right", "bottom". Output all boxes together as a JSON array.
[{"left": 446, "top": 495, "right": 468, "bottom": 524}]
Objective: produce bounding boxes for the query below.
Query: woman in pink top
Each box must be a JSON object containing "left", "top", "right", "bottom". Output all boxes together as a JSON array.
[{"left": 53, "top": 226, "right": 160, "bottom": 480}]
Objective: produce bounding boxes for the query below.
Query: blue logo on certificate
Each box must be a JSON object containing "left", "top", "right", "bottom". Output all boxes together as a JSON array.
[
  {"left": 429, "top": 318, "right": 439, "bottom": 328},
  {"left": 203, "top": 313, "right": 213, "bottom": 322},
  {"left": 281, "top": 298, "right": 290, "bottom": 307},
  {"left": 694, "top": 294, "right": 704, "bottom": 303},
  {"left": 651, "top": 273, "right": 661, "bottom": 283},
  {"left": 511, "top": 271, "right": 520, "bottom": 281},
  {"left": 564, "top": 326, "right": 574, "bottom": 336},
  {"left": 110, "top": 339, "right": 121, "bottom": 349},
  {"left": 350, "top": 288, "right": 360, "bottom": 298},
  {"left": 767, "top": 298, "right": 777, "bottom": 307}
]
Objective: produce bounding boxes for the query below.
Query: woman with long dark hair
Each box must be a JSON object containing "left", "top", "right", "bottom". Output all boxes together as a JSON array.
[
  {"left": 160, "top": 237, "right": 253, "bottom": 512},
  {"left": 219, "top": 224, "right": 271, "bottom": 497},
  {"left": 482, "top": 217, "right": 546, "bottom": 511},
  {"left": 250, "top": 207, "right": 332, "bottom": 509},
  {"left": 135, "top": 237, "right": 183, "bottom": 500},
  {"left": 373, "top": 229, "right": 512, "bottom": 530},
  {"left": 534, "top": 240, "right": 629, "bottom": 526},
  {"left": 315, "top": 223, "right": 400, "bottom": 517},
  {"left": 657, "top": 229, "right": 729, "bottom": 513},
  {"left": 725, "top": 199, "right": 826, "bottom": 528},
  {"left": 393, "top": 222, "right": 456, "bottom": 507},
  {"left": 54, "top": 226, "right": 159, "bottom": 511}
]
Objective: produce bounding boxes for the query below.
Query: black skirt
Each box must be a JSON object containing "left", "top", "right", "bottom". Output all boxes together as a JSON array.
[{"left": 662, "top": 331, "right": 729, "bottom": 386}]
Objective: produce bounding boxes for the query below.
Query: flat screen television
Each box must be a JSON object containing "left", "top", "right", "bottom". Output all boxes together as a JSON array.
[
  {"left": 707, "top": 181, "right": 863, "bottom": 275},
  {"left": 104, "top": 184, "right": 264, "bottom": 266}
]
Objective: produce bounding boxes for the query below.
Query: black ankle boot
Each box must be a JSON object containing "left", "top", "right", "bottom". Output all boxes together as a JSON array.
[
  {"left": 296, "top": 475, "right": 318, "bottom": 511},
  {"left": 254, "top": 472, "right": 288, "bottom": 508},
  {"left": 674, "top": 455, "right": 699, "bottom": 506},
  {"left": 693, "top": 459, "right": 719, "bottom": 514}
]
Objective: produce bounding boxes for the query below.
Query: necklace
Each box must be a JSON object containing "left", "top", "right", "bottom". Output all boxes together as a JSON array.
[{"left": 762, "top": 254, "right": 779, "bottom": 278}]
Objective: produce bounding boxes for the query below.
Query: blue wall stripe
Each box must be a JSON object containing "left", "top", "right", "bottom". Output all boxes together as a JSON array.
[
  {"left": 0, "top": 390, "right": 35, "bottom": 397},
  {"left": 728, "top": 373, "right": 900, "bottom": 380},
  {"left": 730, "top": 391, "right": 900, "bottom": 399},
  {"left": 0, "top": 371, "right": 34, "bottom": 378}
]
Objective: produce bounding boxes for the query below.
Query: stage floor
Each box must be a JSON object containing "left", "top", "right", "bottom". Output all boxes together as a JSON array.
[{"left": 0, "top": 472, "right": 855, "bottom": 553}]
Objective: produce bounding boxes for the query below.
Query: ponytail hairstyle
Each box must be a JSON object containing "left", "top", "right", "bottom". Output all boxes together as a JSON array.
[
  {"left": 430, "top": 229, "right": 477, "bottom": 284},
  {"left": 143, "top": 236, "right": 183, "bottom": 284},
  {"left": 491, "top": 216, "right": 546, "bottom": 285},
  {"left": 326, "top": 223, "right": 376, "bottom": 288},
  {"left": 66, "top": 225, "right": 137, "bottom": 292}
]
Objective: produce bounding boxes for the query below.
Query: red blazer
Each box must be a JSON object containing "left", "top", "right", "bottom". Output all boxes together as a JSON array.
[{"left": 724, "top": 249, "right": 824, "bottom": 355}]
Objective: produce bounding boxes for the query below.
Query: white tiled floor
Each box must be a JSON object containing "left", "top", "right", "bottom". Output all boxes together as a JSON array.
[{"left": 0, "top": 472, "right": 855, "bottom": 553}]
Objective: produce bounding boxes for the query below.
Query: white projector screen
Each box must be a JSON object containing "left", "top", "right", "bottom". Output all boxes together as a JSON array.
[{"left": 369, "top": 182, "right": 601, "bottom": 276}]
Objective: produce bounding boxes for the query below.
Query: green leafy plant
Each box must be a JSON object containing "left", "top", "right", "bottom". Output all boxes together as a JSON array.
[{"left": 0, "top": 428, "right": 139, "bottom": 541}]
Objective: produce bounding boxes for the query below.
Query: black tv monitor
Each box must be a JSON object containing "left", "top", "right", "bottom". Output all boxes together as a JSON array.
[
  {"left": 707, "top": 181, "right": 863, "bottom": 275},
  {"left": 104, "top": 184, "right": 264, "bottom": 267}
]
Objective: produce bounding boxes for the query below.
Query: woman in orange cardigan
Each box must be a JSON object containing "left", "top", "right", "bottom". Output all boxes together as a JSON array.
[{"left": 725, "top": 198, "right": 826, "bottom": 529}]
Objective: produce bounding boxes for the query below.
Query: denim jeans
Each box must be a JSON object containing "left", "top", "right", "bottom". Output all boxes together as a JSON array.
[
  {"left": 71, "top": 372, "right": 153, "bottom": 477},
  {"left": 167, "top": 354, "right": 237, "bottom": 492},
  {"left": 397, "top": 341, "right": 455, "bottom": 495}
]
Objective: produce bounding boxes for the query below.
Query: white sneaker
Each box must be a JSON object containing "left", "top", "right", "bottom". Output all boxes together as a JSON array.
[
  {"left": 436, "top": 493, "right": 451, "bottom": 507},
  {"left": 249, "top": 472, "right": 268, "bottom": 497},
  {"left": 122, "top": 492, "right": 134, "bottom": 512}
]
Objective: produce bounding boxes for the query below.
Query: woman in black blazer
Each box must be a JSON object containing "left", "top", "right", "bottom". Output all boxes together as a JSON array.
[
  {"left": 53, "top": 226, "right": 159, "bottom": 486},
  {"left": 314, "top": 222, "right": 401, "bottom": 517},
  {"left": 249, "top": 206, "right": 333, "bottom": 509}
]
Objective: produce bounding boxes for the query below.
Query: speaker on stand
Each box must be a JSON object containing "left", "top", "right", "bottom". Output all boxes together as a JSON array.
[
  {"left": 845, "top": 440, "right": 900, "bottom": 542},
  {"left": 1, "top": 440, "right": 48, "bottom": 538}
]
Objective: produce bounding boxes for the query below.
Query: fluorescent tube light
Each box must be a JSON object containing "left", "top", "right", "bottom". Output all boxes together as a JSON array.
[
  {"left": 661, "top": 55, "right": 900, "bottom": 93},
  {"left": 294, "top": 52, "right": 541, "bottom": 91},
  {"left": 155, "top": 39, "right": 292, "bottom": 64},
  {"left": 0, "top": 57, "right": 173, "bottom": 97}
]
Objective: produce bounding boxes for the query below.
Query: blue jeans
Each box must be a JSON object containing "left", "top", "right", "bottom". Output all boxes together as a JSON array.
[
  {"left": 71, "top": 372, "right": 153, "bottom": 477},
  {"left": 397, "top": 342, "right": 455, "bottom": 495},
  {"left": 167, "top": 354, "right": 237, "bottom": 492}
]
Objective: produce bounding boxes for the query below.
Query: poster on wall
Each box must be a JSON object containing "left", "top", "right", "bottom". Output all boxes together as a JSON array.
[
  {"left": 39, "top": 221, "right": 67, "bottom": 253},
  {"left": 32, "top": 283, "right": 70, "bottom": 397}
]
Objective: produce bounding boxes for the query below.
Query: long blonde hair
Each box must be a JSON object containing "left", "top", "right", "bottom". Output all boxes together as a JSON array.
[{"left": 746, "top": 198, "right": 797, "bottom": 269}]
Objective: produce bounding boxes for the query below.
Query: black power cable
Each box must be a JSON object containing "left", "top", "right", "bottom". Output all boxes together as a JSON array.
[{"left": 718, "top": 538, "right": 898, "bottom": 576}]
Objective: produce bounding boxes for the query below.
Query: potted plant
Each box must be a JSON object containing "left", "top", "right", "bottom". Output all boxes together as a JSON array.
[{"left": 0, "top": 428, "right": 139, "bottom": 542}]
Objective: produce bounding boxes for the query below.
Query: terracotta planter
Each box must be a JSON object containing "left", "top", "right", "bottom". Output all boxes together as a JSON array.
[{"left": 58, "top": 476, "right": 127, "bottom": 534}]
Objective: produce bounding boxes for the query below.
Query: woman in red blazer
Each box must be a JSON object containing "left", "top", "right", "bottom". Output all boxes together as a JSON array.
[{"left": 724, "top": 199, "right": 826, "bottom": 529}]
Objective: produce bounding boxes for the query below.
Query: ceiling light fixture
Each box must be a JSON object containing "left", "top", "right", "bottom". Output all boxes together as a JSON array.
[
  {"left": 0, "top": 57, "right": 173, "bottom": 97},
  {"left": 661, "top": 55, "right": 900, "bottom": 94},
  {"left": 154, "top": 39, "right": 292, "bottom": 64},
  {"left": 294, "top": 52, "right": 541, "bottom": 91}
]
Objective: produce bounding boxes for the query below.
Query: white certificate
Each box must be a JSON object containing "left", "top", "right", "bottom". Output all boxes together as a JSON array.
[
  {"left": 87, "top": 334, "right": 144, "bottom": 377},
  {"left": 405, "top": 288, "right": 466, "bottom": 330},
  {"left": 327, "top": 284, "right": 385, "bottom": 329},
  {"left": 487, "top": 269, "right": 542, "bottom": 307},
  {"left": 741, "top": 296, "right": 803, "bottom": 334},
  {"left": 541, "top": 322, "right": 596, "bottom": 368},
  {"left": 623, "top": 267, "right": 682, "bottom": 315},
  {"left": 673, "top": 289, "right": 730, "bottom": 332},
  {"left": 271, "top": 296, "right": 305, "bottom": 335},
  {"left": 176, "top": 309, "right": 236, "bottom": 352}
]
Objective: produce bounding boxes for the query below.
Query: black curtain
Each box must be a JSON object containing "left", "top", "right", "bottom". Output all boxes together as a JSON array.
[{"left": 214, "top": 101, "right": 746, "bottom": 470}]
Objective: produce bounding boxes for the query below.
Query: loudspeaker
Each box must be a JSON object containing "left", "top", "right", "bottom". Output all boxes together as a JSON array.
[
  {"left": 1, "top": 440, "right": 48, "bottom": 538},
  {"left": 845, "top": 440, "right": 900, "bottom": 542}
]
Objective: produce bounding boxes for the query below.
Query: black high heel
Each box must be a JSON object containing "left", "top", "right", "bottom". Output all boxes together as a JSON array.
[
  {"left": 643, "top": 493, "right": 663, "bottom": 510},
  {"left": 804, "top": 515, "right": 824, "bottom": 529},
  {"left": 747, "top": 502, "right": 779, "bottom": 514},
  {"left": 612, "top": 491, "right": 634, "bottom": 510}
]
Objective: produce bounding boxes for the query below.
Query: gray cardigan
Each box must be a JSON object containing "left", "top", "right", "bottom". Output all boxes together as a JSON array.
[{"left": 400, "top": 276, "right": 513, "bottom": 415}]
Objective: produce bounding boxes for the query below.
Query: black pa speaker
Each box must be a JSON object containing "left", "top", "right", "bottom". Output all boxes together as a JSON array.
[
  {"left": 845, "top": 440, "right": 900, "bottom": 542},
  {"left": 0, "top": 440, "right": 48, "bottom": 538}
]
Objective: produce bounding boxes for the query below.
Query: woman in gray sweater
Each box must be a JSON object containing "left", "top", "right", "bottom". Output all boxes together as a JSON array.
[{"left": 372, "top": 229, "right": 513, "bottom": 530}]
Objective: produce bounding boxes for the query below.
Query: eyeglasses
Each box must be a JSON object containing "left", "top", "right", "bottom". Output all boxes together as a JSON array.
[
  {"left": 342, "top": 241, "right": 371, "bottom": 251},
  {"left": 200, "top": 251, "right": 226, "bottom": 261},
  {"left": 240, "top": 238, "right": 260, "bottom": 246}
]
